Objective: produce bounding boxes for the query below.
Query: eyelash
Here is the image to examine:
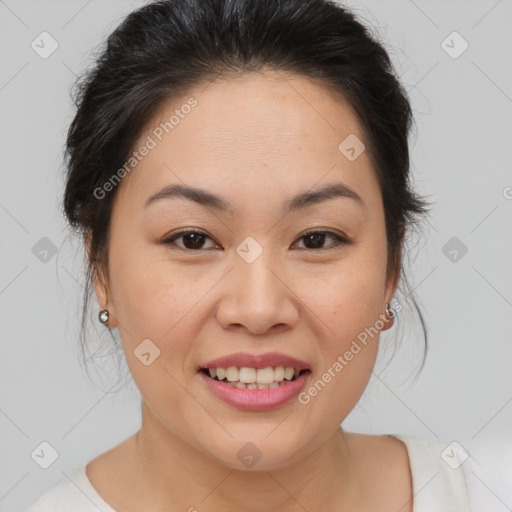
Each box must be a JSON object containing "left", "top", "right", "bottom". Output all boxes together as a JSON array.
[{"left": 161, "top": 228, "right": 351, "bottom": 252}]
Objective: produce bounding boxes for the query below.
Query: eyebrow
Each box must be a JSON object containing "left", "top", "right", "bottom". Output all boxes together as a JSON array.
[{"left": 144, "top": 182, "right": 364, "bottom": 214}]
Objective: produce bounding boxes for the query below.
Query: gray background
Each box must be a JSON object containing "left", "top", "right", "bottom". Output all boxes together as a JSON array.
[{"left": 1, "top": 0, "right": 511, "bottom": 510}]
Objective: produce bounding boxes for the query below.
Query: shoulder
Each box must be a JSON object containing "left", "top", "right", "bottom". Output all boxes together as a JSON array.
[
  {"left": 344, "top": 432, "right": 414, "bottom": 511},
  {"left": 387, "top": 433, "right": 473, "bottom": 510},
  {"left": 345, "top": 431, "right": 411, "bottom": 475},
  {"left": 345, "top": 432, "right": 480, "bottom": 511},
  {"left": 24, "top": 467, "right": 86, "bottom": 512},
  {"left": 23, "top": 465, "right": 115, "bottom": 512},
  {"left": 459, "top": 450, "right": 512, "bottom": 512},
  {"left": 385, "top": 433, "right": 511, "bottom": 512}
]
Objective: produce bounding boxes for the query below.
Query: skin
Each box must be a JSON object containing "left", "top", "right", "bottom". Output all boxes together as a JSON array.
[{"left": 86, "top": 69, "right": 413, "bottom": 511}]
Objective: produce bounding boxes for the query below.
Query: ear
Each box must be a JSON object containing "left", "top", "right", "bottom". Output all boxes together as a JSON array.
[
  {"left": 385, "top": 266, "right": 400, "bottom": 305},
  {"left": 382, "top": 249, "right": 401, "bottom": 331},
  {"left": 84, "top": 229, "right": 118, "bottom": 328}
]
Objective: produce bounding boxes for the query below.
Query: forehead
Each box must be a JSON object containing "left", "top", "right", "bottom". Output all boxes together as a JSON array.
[{"left": 116, "top": 70, "right": 379, "bottom": 212}]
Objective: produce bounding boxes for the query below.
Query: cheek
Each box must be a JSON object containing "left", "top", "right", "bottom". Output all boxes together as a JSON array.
[
  {"left": 108, "top": 238, "right": 172, "bottom": 336},
  {"left": 293, "top": 248, "right": 386, "bottom": 403},
  {"left": 297, "top": 271, "right": 384, "bottom": 423},
  {"left": 299, "top": 255, "right": 387, "bottom": 340},
  {"left": 109, "top": 244, "right": 216, "bottom": 363}
]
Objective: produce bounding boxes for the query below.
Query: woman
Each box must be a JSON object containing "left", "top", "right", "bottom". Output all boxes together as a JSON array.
[{"left": 25, "top": 0, "right": 494, "bottom": 510}]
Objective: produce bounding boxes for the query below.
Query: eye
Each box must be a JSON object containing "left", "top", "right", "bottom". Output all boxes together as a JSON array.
[
  {"left": 161, "top": 229, "right": 350, "bottom": 252},
  {"left": 293, "top": 230, "right": 350, "bottom": 251},
  {"left": 161, "top": 229, "right": 219, "bottom": 251}
]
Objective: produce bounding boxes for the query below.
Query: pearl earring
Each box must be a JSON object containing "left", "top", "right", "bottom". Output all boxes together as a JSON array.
[
  {"left": 98, "top": 309, "right": 109, "bottom": 326},
  {"left": 385, "top": 302, "right": 395, "bottom": 327}
]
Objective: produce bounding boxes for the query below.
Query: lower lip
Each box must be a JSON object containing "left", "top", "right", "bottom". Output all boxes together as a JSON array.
[{"left": 197, "top": 371, "right": 310, "bottom": 411}]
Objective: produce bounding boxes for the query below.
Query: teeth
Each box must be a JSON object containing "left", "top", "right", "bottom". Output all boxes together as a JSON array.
[
  {"left": 206, "top": 366, "right": 307, "bottom": 386},
  {"left": 284, "top": 367, "right": 294, "bottom": 380},
  {"left": 256, "top": 367, "right": 275, "bottom": 384},
  {"left": 226, "top": 366, "right": 239, "bottom": 382},
  {"left": 239, "top": 367, "right": 257, "bottom": 384}
]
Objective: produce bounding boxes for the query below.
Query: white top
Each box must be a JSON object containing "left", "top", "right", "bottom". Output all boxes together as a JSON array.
[{"left": 24, "top": 434, "right": 509, "bottom": 511}]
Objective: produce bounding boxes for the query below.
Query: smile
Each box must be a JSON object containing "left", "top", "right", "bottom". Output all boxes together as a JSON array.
[
  {"left": 200, "top": 366, "right": 309, "bottom": 389},
  {"left": 197, "top": 366, "right": 312, "bottom": 411}
]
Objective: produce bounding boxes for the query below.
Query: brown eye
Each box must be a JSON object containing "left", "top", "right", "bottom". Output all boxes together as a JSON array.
[
  {"left": 294, "top": 230, "right": 350, "bottom": 251},
  {"left": 161, "top": 229, "right": 350, "bottom": 252},
  {"left": 162, "top": 230, "right": 218, "bottom": 251}
]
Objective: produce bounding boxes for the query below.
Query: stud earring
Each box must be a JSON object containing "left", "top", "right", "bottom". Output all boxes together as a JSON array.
[
  {"left": 385, "top": 302, "right": 395, "bottom": 327},
  {"left": 98, "top": 309, "right": 109, "bottom": 326}
]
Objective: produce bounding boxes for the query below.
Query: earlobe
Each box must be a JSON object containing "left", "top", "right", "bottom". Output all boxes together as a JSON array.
[
  {"left": 92, "top": 267, "right": 118, "bottom": 329},
  {"left": 92, "top": 264, "right": 118, "bottom": 328},
  {"left": 85, "top": 230, "right": 118, "bottom": 328},
  {"left": 382, "top": 302, "right": 395, "bottom": 330},
  {"left": 382, "top": 272, "right": 399, "bottom": 332}
]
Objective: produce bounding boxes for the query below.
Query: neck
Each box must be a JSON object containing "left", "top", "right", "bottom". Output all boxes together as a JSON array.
[{"left": 132, "top": 401, "right": 364, "bottom": 511}]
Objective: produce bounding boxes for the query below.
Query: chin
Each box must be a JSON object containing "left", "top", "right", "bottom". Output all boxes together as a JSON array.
[{"left": 204, "top": 433, "right": 307, "bottom": 472}]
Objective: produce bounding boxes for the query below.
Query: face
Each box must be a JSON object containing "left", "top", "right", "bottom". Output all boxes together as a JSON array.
[{"left": 92, "top": 70, "right": 396, "bottom": 470}]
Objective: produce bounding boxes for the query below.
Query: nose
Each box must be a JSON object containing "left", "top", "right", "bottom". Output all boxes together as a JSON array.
[{"left": 215, "top": 252, "right": 299, "bottom": 335}]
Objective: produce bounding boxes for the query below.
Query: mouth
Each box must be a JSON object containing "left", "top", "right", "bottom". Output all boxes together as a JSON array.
[
  {"left": 197, "top": 366, "right": 311, "bottom": 411},
  {"left": 199, "top": 366, "right": 311, "bottom": 389},
  {"left": 197, "top": 352, "right": 312, "bottom": 410}
]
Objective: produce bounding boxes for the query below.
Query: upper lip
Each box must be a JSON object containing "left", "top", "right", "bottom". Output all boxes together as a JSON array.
[{"left": 199, "top": 352, "right": 311, "bottom": 371}]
